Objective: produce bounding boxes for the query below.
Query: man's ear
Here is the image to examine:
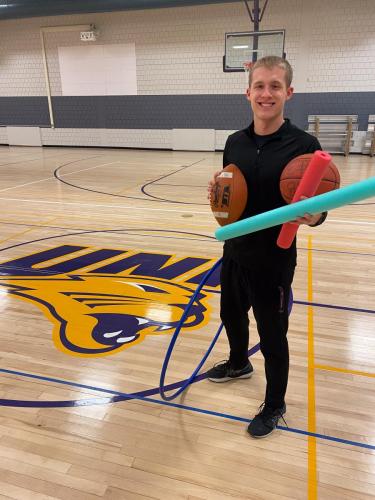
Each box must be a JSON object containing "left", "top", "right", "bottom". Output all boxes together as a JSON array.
[{"left": 286, "top": 86, "right": 294, "bottom": 100}]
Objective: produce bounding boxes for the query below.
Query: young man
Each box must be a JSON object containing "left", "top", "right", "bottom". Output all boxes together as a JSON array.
[{"left": 207, "top": 56, "right": 326, "bottom": 438}]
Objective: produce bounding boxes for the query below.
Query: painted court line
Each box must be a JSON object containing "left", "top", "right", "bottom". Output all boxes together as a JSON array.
[
  {"left": 0, "top": 162, "right": 118, "bottom": 193},
  {"left": 0, "top": 367, "right": 374, "bottom": 451},
  {"left": 296, "top": 300, "right": 375, "bottom": 315},
  {"left": 307, "top": 235, "right": 317, "bottom": 500},
  {"left": 315, "top": 364, "right": 375, "bottom": 378},
  {"left": 328, "top": 218, "right": 375, "bottom": 226},
  {"left": 0, "top": 217, "right": 58, "bottom": 246},
  {"left": 206, "top": 291, "right": 375, "bottom": 315},
  {"left": 0, "top": 220, "right": 374, "bottom": 258},
  {"left": 0, "top": 197, "right": 208, "bottom": 215},
  {"left": 0, "top": 196, "right": 374, "bottom": 225}
]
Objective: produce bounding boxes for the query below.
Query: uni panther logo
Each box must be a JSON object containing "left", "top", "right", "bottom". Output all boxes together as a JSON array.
[{"left": 0, "top": 245, "right": 220, "bottom": 357}]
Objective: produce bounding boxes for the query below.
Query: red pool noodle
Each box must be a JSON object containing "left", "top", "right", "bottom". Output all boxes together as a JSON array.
[{"left": 277, "top": 150, "right": 332, "bottom": 249}]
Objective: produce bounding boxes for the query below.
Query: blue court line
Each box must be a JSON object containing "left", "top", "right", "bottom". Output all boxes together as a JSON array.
[
  {"left": 55, "top": 158, "right": 206, "bottom": 205},
  {"left": 204, "top": 290, "right": 375, "bottom": 315},
  {"left": 149, "top": 183, "right": 206, "bottom": 188},
  {"left": 140, "top": 158, "right": 207, "bottom": 204},
  {"left": 0, "top": 151, "right": 87, "bottom": 168},
  {"left": 0, "top": 342, "right": 260, "bottom": 407},
  {"left": 295, "top": 300, "right": 375, "bottom": 315},
  {"left": 138, "top": 182, "right": 375, "bottom": 207},
  {"left": 298, "top": 247, "right": 375, "bottom": 257},
  {"left": 1, "top": 366, "right": 374, "bottom": 451},
  {"left": 2, "top": 259, "right": 372, "bottom": 315},
  {"left": 0, "top": 229, "right": 216, "bottom": 253}
]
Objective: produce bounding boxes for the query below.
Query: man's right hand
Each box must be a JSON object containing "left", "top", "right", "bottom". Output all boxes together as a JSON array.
[{"left": 207, "top": 170, "right": 222, "bottom": 201}]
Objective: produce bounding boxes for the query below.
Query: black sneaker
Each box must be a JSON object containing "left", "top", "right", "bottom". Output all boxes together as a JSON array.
[
  {"left": 247, "top": 402, "right": 287, "bottom": 438},
  {"left": 206, "top": 360, "right": 253, "bottom": 383}
]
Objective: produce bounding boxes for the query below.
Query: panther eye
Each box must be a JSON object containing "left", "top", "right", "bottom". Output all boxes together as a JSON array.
[
  {"left": 136, "top": 317, "right": 149, "bottom": 325},
  {"left": 116, "top": 281, "right": 167, "bottom": 294}
]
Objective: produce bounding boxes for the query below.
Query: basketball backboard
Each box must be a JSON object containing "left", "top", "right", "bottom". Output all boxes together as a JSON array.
[{"left": 223, "top": 29, "right": 285, "bottom": 72}]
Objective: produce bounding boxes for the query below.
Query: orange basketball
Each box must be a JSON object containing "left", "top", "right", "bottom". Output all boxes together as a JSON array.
[
  {"left": 280, "top": 153, "right": 341, "bottom": 204},
  {"left": 210, "top": 164, "right": 248, "bottom": 226}
]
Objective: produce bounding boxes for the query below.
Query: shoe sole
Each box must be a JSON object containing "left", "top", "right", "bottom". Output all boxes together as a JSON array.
[
  {"left": 248, "top": 427, "right": 275, "bottom": 439},
  {"left": 207, "top": 371, "right": 254, "bottom": 383}
]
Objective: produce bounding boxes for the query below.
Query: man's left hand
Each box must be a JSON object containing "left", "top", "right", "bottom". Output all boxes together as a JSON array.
[
  {"left": 291, "top": 196, "right": 322, "bottom": 226},
  {"left": 292, "top": 213, "right": 322, "bottom": 226}
]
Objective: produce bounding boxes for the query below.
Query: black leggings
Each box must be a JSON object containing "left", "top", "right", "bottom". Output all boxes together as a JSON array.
[{"left": 220, "top": 257, "right": 295, "bottom": 409}]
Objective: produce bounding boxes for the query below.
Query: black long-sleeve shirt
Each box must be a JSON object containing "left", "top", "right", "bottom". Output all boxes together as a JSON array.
[{"left": 223, "top": 119, "right": 322, "bottom": 269}]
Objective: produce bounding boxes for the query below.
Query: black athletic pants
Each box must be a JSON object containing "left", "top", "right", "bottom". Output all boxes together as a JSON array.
[{"left": 220, "top": 256, "right": 295, "bottom": 410}]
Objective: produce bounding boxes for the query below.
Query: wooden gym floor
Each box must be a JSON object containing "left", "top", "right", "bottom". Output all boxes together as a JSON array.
[{"left": 0, "top": 145, "right": 374, "bottom": 499}]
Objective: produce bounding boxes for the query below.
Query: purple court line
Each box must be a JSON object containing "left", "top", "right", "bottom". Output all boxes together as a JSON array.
[{"left": 0, "top": 224, "right": 374, "bottom": 258}]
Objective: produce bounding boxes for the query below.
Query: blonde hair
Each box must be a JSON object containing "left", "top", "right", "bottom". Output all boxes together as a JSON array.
[{"left": 249, "top": 56, "right": 293, "bottom": 87}]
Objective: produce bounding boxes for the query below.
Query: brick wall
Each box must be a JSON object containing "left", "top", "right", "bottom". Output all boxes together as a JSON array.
[{"left": 0, "top": 0, "right": 374, "bottom": 148}]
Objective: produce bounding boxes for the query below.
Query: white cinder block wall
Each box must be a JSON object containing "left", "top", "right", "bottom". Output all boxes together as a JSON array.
[
  {"left": 0, "top": 128, "right": 8, "bottom": 144},
  {"left": 0, "top": 0, "right": 374, "bottom": 148}
]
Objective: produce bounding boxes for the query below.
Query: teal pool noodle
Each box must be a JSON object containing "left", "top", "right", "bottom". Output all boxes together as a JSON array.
[{"left": 215, "top": 176, "right": 375, "bottom": 241}]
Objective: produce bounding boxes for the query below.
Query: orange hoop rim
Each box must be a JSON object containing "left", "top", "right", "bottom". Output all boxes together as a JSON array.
[{"left": 243, "top": 61, "right": 254, "bottom": 71}]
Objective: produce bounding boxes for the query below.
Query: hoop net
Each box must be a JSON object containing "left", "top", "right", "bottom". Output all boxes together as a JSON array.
[{"left": 243, "top": 61, "right": 254, "bottom": 86}]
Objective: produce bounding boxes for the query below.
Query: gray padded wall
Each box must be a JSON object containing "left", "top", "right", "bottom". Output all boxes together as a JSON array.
[{"left": 1, "top": 93, "right": 374, "bottom": 131}]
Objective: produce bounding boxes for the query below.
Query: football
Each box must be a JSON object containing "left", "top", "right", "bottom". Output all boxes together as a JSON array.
[{"left": 210, "top": 163, "right": 248, "bottom": 226}]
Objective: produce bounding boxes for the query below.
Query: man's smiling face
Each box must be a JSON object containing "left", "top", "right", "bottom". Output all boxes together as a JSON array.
[{"left": 246, "top": 65, "right": 293, "bottom": 125}]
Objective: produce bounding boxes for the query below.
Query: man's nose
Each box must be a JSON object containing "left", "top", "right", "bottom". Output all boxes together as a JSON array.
[{"left": 260, "top": 86, "right": 273, "bottom": 97}]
